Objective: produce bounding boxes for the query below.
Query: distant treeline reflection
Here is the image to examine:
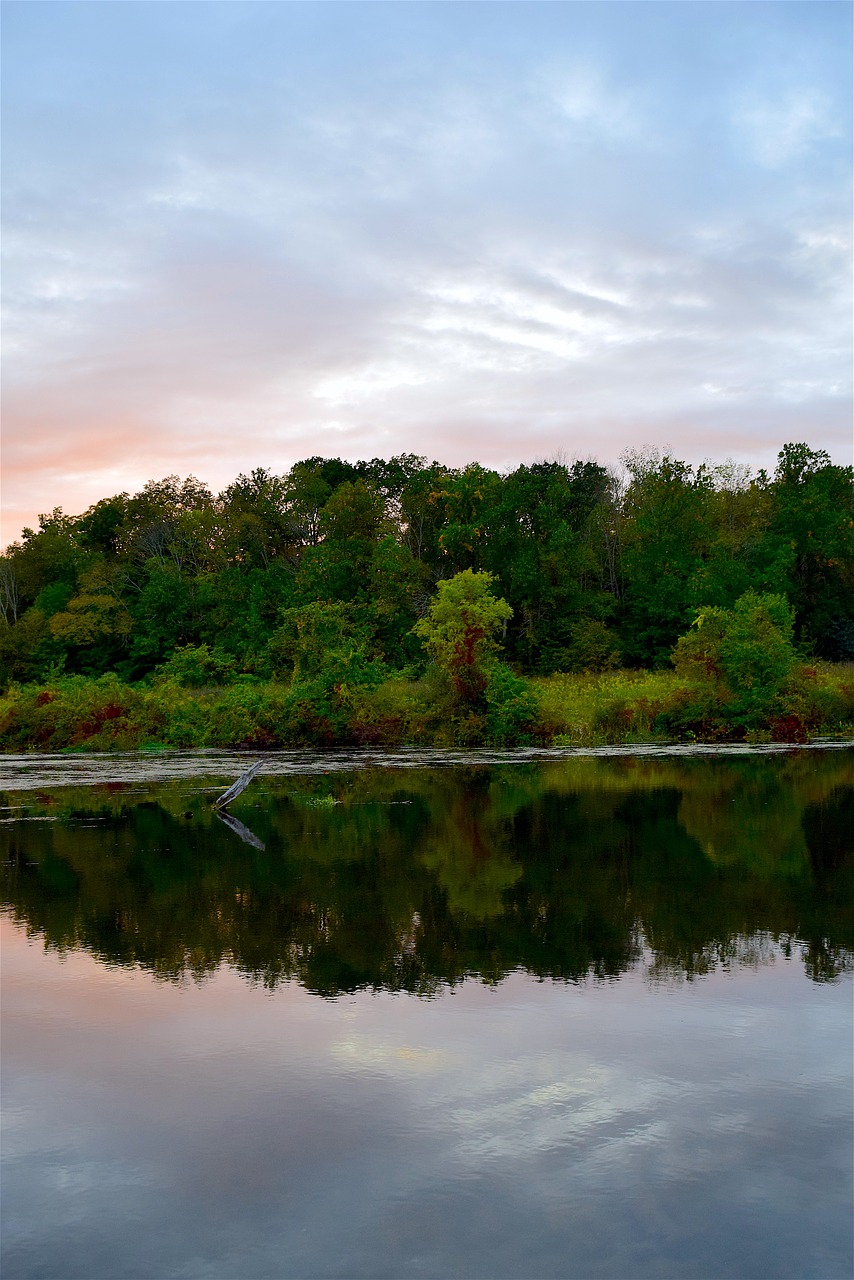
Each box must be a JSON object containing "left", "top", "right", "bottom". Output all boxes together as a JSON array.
[{"left": 2, "top": 754, "right": 852, "bottom": 992}]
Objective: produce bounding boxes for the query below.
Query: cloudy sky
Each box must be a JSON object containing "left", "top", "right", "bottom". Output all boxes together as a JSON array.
[{"left": 2, "top": 1, "right": 851, "bottom": 546}]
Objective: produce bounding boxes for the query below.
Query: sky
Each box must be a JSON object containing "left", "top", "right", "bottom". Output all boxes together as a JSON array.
[{"left": 2, "top": 0, "right": 852, "bottom": 547}]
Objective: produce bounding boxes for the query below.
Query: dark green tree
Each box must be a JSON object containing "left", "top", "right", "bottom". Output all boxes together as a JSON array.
[{"left": 620, "top": 451, "right": 714, "bottom": 665}]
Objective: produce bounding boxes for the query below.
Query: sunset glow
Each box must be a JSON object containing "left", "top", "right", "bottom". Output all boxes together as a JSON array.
[{"left": 2, "top": 1, "right": 851, "bottom": 546}]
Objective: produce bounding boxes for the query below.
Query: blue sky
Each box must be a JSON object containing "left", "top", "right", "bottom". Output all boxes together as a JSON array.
[{"left": 2, "top": 1, "right": 851, "bottom": 544}]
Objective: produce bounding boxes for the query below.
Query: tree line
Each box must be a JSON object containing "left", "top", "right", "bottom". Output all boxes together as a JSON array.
[{"left": 1, "top": 442, "right": 851, "bottom": 691}]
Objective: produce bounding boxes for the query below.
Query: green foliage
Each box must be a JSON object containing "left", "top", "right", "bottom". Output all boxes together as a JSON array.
[
  {"left": 759, "top": 445, "right": 854, "bottom": 657},
  {"left": 2, "top": 654, "right": 851, "bottom": 752},
  {"left": 47, "top": 566, "right": 133, "bottom": 671},
  {"left": 0, "top": 609, "right": 56, "bottom": 684},
  {"left": 203, "top": 682, "right": 291, "bottom": 747},
  {"left": 431, "top": 464, "right": 503, "bottom": 572},
  {"left": 365, "top": 539, "right": 430, "bottom": 664},
  {"left": 0, "top": 674, "right": 150, "bottom": 751},
  {"left": 268, "top": 601, "right": 386, "bottom": 687},
  {"left": 620, "top": 451, "right": 714, "bottom": 665},
  {"left": 412, "top": 569, "right": 513, "bottom": 699},
  {"left": 338, "top": 677, "right": 424, "bottom": 745},
  {"left": 484, "top": 664, "right": 540, "bottom": 745},
  {"left": 718, "top": 592, "right": 796, "bottom": 707},
  {"left": 560, "top": 618, "right": 622, "bottom": 673},
  {"left": 672, "top": 591, "right": 796, "bottom": 725},
  {"left": 218, "top": 468, "right": 294, "bottom": 567},
  {"left": 127, "top": 564, "right": 196, "bottom": 671},
  {"left": 1, "top": 444, "right": 851, "bottom": 744},
  {"left": 155, "top": 643, "right": 237, "bottom": 687}
]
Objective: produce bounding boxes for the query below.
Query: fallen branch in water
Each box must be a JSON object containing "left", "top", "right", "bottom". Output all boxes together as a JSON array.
[{"left": 214, "top": 758, "right": 266, "bottom": 810}]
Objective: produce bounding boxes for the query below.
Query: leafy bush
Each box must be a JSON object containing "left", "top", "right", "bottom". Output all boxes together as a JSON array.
[
  {"left": 275, "top": 676, "right": 351, "bottom": 747},
  {"left": 155, "top": 644, "right": 237, "bottom": 687},
  {"left": 560, "top": 619, "right": 622, "bottom": 674},
  {"left": 342, "top": 677, "right": 426, "bottom": 745},
  {"left": 0, "top": 674, "right": 150, "bottom": 750},
  {"left": 203, "top": 682, "right": 291, "bottom": 746},
  {"left": 672, "top": 591, "right": 797, "bottom": 727},
  {"left": 267, "top": 601, "right": 388, "bottom": 687},
  {"left": 484, "top": 664, "right": 540, "bottom": 745},
  {"left": 781, "top": 663, "right": 854, "bottom": 737},
  {"left": 1, "top": 657, "right": 851, "bottom": 752}
]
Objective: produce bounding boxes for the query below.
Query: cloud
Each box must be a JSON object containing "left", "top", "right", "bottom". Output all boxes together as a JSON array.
[
  {"left": 1, "top": 3, "right": 851, "bottom": 546},
  {"left": 735, "top": 89, "right": 841, "bottom": 168}
]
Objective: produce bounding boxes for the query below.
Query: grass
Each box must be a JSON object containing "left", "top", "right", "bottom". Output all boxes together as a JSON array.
[{"left": 533, "top": 668, "right": 695, "bottom": 744}]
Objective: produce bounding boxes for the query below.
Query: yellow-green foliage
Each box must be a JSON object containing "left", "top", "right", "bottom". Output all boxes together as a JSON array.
[
  {"left": 533, "top": 668, "right": 699, "bottom": 744},
  {"left": 412, "top": 569, "right": 513, "bottom": 699},
  {"left": 535, "top": 661, "right": 854, "bottom": 745},
  {"left": 785, "top": 662, "right": 854, "bottom": 735}
]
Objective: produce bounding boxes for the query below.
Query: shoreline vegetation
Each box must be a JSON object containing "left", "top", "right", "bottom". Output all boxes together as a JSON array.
[
  {"left": 2, "top": 443, "right": 852, "bottom": 751},
  {"left": 1, "top": 661, "right": 852, "bottom": 754}
]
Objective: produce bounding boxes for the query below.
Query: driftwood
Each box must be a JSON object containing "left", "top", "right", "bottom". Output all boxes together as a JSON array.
[{"left": 214, "top": 759, "right": 266, "bottom": 811}]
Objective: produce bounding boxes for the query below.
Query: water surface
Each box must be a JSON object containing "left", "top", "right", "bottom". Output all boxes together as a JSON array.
[{"left": 2, "top": 746, "right": 852, "bottom": 1278}]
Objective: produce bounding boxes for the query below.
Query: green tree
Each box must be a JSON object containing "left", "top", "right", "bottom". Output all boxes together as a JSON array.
[
  {"left": 268, "top": 600, "right": 385, "bottom": 687},
  {"left": 398, "top": 462, "right": 454, "bottom": 563},
  {"left": 688, "top": 462, "right": 769, "bottom": 608},
  {"left": 486, "top": 460, "right": 613, "bottom": 672},
  {"left": 218, "top": 468, "right": 295, "bottom": 569},
  {"left": 673, "top": 590, "right": 797, "bottom": 722},
  {"left": 757, "top": 444, "right": 854, "bottom": 657},
  {"left": 77, "top": 495, "right": 129, "bottom": 559},
  {"left": 9, "top": 509, "right": 86, "bottom": 610},
  {"left": 620, "top": 451, "right": 714, "bottom": 665},
  {"left": 48, "top": 564, "right": 134, "bottom": 674},
  {"left": 413, "top": 569, "right": 513, "bottom": 700},
  {"left": 431, "top": 464, "right": 502, "bottom": 573},
  {"left": 154, "top": 643, "right": 237, "bottom": 687}
]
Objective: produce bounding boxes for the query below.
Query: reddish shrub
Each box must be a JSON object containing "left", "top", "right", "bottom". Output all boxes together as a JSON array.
[{"left": 769, "top": 714, "right": 808, "bottom": 743}]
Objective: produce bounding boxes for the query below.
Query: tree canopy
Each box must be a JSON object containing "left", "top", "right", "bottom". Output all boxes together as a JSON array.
[{"left": 2, "top": 444, "right": 851, "bottom": 688}]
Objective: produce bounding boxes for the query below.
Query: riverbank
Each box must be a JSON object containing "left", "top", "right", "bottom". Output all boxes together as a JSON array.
[{"left": 2, "top": 663, "right": 852, "bottom": 751}]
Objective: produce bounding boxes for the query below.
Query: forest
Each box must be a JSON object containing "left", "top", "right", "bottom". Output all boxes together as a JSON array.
[{"left": 1, "top": 441, "right": 853, "bottom": 749}]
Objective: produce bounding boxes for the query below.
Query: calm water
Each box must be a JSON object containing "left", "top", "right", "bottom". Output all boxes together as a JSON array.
[{"left": 2, "top": 746, "right": 852, "bottom": 1279}]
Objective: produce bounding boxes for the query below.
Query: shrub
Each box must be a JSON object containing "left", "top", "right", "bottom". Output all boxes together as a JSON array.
[
  {"left": 342, "top": 678, "right": 425, "bottom": 745},
  {"left": 0, "top": 674, "right": 149, "bottom": 750},
  {"left": 672, "top": 591, "right": 797, "bottom": 727},
  {"left": 155, "top": 644, "right": 237, "bottom": 687},
  {"left": 560, "top": 619, "right": 622, "bottom": 674},
  {"left": 204, "top": 683, "right": 290, "bottom": 747},
  {"left": 275, "top": 677, "right": 350, "bottom": 747},
  {"left": 484, "top": 664, "right": 540, "bottom": 745}
]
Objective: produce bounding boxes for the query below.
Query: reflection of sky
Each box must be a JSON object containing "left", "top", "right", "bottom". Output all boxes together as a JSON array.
[
  {"left": 2, "top": 2, "right": 852, "bottom": 545},
  {"left": 2, "top": 919, "right": 851, "bottom": 1279}
]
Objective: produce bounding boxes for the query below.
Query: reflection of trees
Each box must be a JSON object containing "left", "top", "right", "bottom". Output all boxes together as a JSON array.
[
  {"left": 419, "top": 775, "right": 522, "bottom": 920},
  {"left": 2, "top": 755, "right": 852, "bottom": 992}
]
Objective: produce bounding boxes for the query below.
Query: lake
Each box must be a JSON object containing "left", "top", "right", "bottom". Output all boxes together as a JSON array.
[{"left": 2, "top": 745, "right": 852, "bottom": 1279}]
